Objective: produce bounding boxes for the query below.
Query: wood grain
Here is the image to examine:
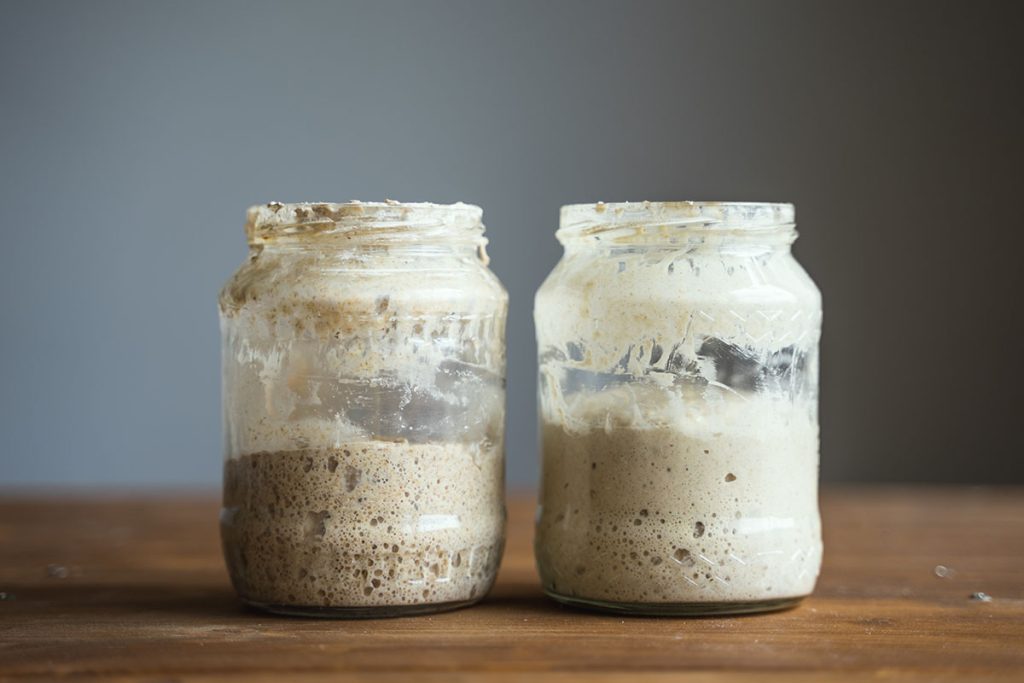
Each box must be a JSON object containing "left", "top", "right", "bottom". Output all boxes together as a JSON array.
[{"left": 0, "top": 487, "right": 1022, "bottom": 681}]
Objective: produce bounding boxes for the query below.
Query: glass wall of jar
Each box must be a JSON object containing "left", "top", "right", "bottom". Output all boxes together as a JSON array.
[
  {"left": 534, "top": 201, "right": 822, "bottom": 615},
  {"left": 219, "top": 201, "right": 508, "bottom": 617}
]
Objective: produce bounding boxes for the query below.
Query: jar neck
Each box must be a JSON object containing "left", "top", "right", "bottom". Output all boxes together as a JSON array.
[
  {"left": 244, "top": 201, "right": 488, "bottom": 255},
  {"left": 557, "top": 201, "right": 797, "bottom": 252},
  {"left": 255, "top": 240, "right": 489, "bottom": 264}
]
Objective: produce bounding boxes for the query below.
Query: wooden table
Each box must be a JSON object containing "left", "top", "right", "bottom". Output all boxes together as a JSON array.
[{"left": 1, "top": 487, "right": 1022, "bottom": 681}]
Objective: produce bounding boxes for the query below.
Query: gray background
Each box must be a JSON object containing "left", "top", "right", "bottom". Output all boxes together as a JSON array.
[{"left": 2, "top": 0, "right": 1022, "bottom": 487}]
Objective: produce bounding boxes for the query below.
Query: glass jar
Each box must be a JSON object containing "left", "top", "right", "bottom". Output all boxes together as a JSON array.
[
  {"left": 219, "top": 201, "right": 508, "bottom": 618},
  {"left": 534, "top": 201, "right": 822, "bottom": 615}
]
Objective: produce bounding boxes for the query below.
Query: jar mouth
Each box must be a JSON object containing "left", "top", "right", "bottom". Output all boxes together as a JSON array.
[
  {"left": 557, "top": 201, "right": 795, "bottom": 244},
  {"left": 245, "top": 200, "right": 485, "bottom": 245}
]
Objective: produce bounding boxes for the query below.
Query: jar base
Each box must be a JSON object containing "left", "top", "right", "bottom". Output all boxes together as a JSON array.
[
  {"left": 544, "top": 591, "right": 805, "bottom": 616},
  {"left": 243, "top": 597, "right": 481, "bottom": 619}
]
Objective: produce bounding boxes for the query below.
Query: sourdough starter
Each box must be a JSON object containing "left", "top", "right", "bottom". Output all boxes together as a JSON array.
[
  {"left": 222, "top": 442, "right": 503, "bottom": 609},
  {"left": 535, "top": 390, "right": 820, "bottom": 605}
]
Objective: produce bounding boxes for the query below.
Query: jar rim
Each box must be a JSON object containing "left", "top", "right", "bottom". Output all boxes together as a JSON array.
[
  {"left": 558, "top": 201, "right": 795, "bottom": 243},
  {"left": 245, "top": 200, "right": 485, "bottom": 244}
]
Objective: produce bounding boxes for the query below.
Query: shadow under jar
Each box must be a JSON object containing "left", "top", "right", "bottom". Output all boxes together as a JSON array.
[
  {"left": 219, "top": 201, "right": 508, "bottom": 618},
  {"left": 534, "top": 201, "right": 822, "bottom": 616}
]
